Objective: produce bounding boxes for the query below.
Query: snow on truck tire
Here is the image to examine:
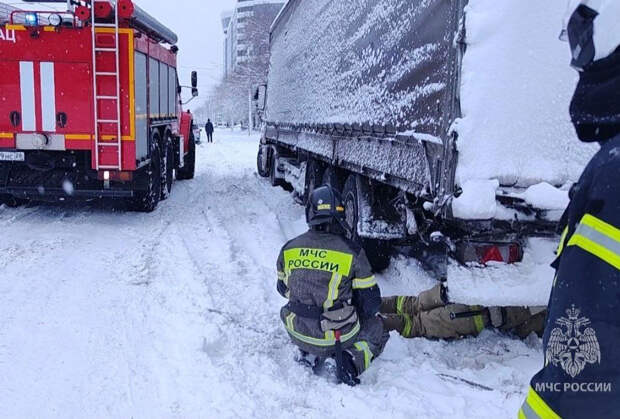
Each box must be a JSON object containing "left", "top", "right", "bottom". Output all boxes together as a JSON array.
[
  {"left": 129, "top": 134, "right": 162, "bottom": 213},
  {"left": 269, "top": 147, "right": 284, "bottom": 187},
  {"left": 304, "top": 158, "right": 325, "bottom": 205},
  {"left": 176, "top": 130, "right": 196, "bottom": 181},
  {"left": 343, "top": 174, "right": 392, "bottom": 273},
  {"left": 256, "top": 145, "right": 270, "bottom": 178},
  {"left": 160, "top": 130, "right": 175, "bottom": 201}
]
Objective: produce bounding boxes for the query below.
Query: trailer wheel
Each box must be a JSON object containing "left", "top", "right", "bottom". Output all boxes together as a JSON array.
[
  {"left": 176, "top": 130, "right": 196, "bottom": 180},
  {"left": 129, "top": 136, "right": 162, "bottom": 213},
  {"left": 160, "top": 132, "right": 174, "bottom": 200},
  {"left": 304, "top": 158, "right": 325, "bottom": 204},
  {"left": 269, "top": 147, "right": 284, "bottom": 187},
  {"left": 257, "top": 144, "right": 270, "bottom": 178},
  {"left": 342, "top": 174, "right": 392, "bottom": 273}
]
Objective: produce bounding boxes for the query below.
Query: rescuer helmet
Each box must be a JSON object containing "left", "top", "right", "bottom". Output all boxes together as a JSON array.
[
  {"left": 562, "top": 1, "right": 620, "bottom": 142},
  {"left": 306, "top": 185, "right": 346, "bottom": 227}
]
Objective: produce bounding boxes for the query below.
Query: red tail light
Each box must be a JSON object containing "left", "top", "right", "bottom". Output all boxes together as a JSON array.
[
  {"left": 456, "top": 241, "right": 523, "bottom": 265},
  {"left": 480, "top": 246, "right": 503, "bottom": 264}
]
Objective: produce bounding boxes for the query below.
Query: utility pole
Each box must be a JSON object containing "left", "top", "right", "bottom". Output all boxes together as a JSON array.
[{"left": 248, "top": 87, "right": 252, "bottom": 136}]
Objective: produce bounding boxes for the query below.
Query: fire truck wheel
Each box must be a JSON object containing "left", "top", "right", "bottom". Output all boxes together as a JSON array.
[
  {"left": 161, "top": 134, "right": 174, "bottom": 200},
  {"left": 129, "top": 139, "right": 162, "bottom": 213},
  {"left": 176, "top": 130, "right": 196, "bottom": 180},
  {"left": 342, "top": 174, "right": 392, "bottom": 273}
]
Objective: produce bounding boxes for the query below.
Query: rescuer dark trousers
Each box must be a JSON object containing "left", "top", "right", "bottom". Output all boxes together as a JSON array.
[{"left": 282, "top": 309, "right": 390, "bottom": 376}]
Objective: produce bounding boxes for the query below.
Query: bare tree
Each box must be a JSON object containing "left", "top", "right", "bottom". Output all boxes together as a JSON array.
[{"left": 207, "top": 5, "right": 281, "bottom": 126}]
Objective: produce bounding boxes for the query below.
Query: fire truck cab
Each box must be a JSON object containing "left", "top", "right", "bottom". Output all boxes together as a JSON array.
[{"left": 0, "top": 0, "right": 197, "bottom": 212}]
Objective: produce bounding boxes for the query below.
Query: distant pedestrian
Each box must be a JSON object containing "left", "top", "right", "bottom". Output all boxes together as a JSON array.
[{"left": 205, "top": 119, "right": 214, "bottom": 143}]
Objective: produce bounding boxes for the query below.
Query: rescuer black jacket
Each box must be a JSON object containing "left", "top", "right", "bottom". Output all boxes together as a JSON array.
[{"left": 521, "top": 134, "right": 620, "bottom": 418}]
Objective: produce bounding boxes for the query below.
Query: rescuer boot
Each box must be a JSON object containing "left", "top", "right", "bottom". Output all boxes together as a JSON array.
[
  {"left": 487, "top": 306, "right": 547, "bottom": 338},
  {"left": 381, "top": 284, "right": 448, "bottom": 316},
  {"left": 338, "top": 351, "right": 360, "bottom": 387}
]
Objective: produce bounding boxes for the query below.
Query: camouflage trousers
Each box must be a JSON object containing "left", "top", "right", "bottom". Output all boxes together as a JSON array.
[{"left": 381, "top": 284, "right": 546, "bottom": 340}]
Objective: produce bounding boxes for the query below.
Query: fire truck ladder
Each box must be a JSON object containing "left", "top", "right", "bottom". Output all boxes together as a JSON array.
[{"left": 91, "top": 5, "right": 123, "bottom": 171}]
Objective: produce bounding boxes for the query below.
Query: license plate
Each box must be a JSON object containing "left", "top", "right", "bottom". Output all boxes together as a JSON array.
[{"left": 0, "top": 151, "right": 25, "bottom": 162}]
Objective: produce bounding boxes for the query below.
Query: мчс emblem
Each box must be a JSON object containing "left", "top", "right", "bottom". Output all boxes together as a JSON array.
[{"left": 546, "top": 305, "right": 601, "bottom": 378}]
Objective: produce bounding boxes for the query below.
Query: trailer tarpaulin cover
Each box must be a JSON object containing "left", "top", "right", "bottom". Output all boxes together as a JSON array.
[{"left": 266, "top": 0, "right": 460, "bottom": 137}]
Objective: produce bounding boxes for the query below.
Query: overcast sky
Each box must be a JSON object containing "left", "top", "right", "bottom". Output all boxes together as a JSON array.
[{"left": 12, "top": 0, "right": 238, "bottom": 110}]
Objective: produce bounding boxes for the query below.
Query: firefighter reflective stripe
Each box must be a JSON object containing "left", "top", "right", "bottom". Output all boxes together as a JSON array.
[
  {"left": 519, "top": 387, "right": 561, "bottom": 419},
  {"left": 401, "top": 314, "right": 413, "bottom": 337},
  {"left": 323, "top": 273, "right": 343, "bottom": 310},
  {"left": 285, "top": 313, "right": 360, "bottom": 347},
  {"left": 352, "top": 276, "right": 377, "bottom": 289},
  {"left": 277, "top": 271, "right": 287, "bottom": 285},
  {"left": 472, "top": 305, "right": 485, "bottom": 333},
  {"left": 353, "top": 341, "right": 373, "bottom": 370},
  {"left": 19, "top": 61, "right": 36, "bottom": 131},
  {"left": 567, "top": 214, "right": 620, "bottom": 270},
  {"left": 396, "top": 296, "right": 406, "bottom": 315},
  {"left": 40, "top": 62, "right": 56, "bottom": 132},
  {"left": 283, "top": 248, "right": 353, "bottom": 277},
  {"left": 556, "top": 226, "right": 569, "bottom": 257}
]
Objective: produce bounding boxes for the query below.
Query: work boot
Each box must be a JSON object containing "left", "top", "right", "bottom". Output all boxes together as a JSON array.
[
  {"left": 418, "top": 284, "right": 449, "bottom": 311},
  {"left": 381, "top": 284, "right": 448, "bottom": 317},
  {"left": 487, "top": 306, "right": 547, "bottom": 338}
]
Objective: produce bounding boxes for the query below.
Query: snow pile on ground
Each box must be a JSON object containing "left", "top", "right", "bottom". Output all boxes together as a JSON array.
[
  {"left": 447, "top": 238, "right": 556, "bottom": 307},
  {"left": 456, "top": 0, "right": 596, "bottom": 189},
  {"left": 0, "top": 131, "right": 542, "bottom": 418}
]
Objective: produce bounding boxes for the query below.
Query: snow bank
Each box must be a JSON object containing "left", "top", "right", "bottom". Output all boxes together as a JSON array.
[
  {"left": 456, "top": 0, "right": 596, "bottom": 188},
  {"left": 447, "top": 238, "right": 556, "bottom": 306}
]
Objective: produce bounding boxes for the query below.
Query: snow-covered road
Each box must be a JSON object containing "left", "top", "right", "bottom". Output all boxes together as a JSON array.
[{"left": 0, "top": 130, "right": 543, "bottom": 418}]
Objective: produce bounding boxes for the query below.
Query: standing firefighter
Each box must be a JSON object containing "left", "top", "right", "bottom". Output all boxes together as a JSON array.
[
  {"left": 276, "top": 185, "right": 389, "bottom": 386},
  {"left": 520, "top": 2, "right": 620, "bottom": 418}
]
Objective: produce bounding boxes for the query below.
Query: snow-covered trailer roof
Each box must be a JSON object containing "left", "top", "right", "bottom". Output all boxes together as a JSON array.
[{"left": 266, "top": 0, "right": 460, "bottom": 140}]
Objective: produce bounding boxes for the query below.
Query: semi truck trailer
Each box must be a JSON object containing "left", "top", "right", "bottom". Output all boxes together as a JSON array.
[{"left": 256, "top": 0, "right": 596, "bottom": 304}]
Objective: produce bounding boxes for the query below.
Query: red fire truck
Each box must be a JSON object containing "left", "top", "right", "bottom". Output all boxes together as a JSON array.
[{"left": 0, "top": 0, "right": 198, "bottom": 212}]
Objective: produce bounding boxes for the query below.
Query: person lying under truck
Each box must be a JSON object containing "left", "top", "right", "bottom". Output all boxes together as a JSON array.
[
  {"left": 276, "top": 184, "right": 546, "bottom": 386},
  {"left": 381, "top": 284, "right": 547, "bottom": 341}
]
